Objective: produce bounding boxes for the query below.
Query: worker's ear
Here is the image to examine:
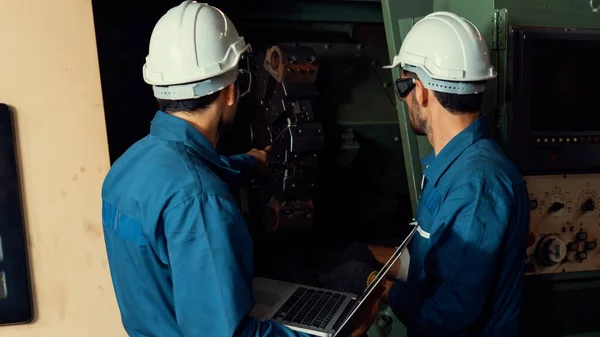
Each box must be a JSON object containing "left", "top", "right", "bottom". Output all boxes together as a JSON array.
[
  {"left": 414, "top": 79, "right": 428, "bottom": 108},
  {"left": 224, "top": 83, "right": 237, "bottom": 107}
]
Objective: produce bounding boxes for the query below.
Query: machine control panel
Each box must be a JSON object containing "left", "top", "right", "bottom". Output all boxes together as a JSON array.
[{"left": 525, "top": 174, "right": 600, "bottom": 275}]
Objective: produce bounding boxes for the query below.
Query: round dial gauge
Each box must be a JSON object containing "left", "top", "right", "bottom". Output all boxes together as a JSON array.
[
  {"left": 577, "top": 189, "right": 599, "bottom": 218},
  {"left": 543, "top": 193, "right": 568, "bottom": 217}
]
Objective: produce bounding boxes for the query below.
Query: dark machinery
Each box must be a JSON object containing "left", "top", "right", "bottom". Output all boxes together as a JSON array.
[
  {"left": 256, "top": 44, "right": 325, "bottom": 231},
  {"left": 239, "top": 44, "right": 390, "bottom": 299}
]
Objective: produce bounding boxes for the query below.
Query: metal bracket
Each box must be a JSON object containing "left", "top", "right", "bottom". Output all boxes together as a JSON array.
[{"left": 491, "top": 9, "right": 508, "bottom": 50}]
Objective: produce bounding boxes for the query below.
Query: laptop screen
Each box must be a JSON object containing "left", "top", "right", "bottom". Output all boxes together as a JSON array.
[{"left": 334, "top": 222, "right": 418, "bottom": 335}]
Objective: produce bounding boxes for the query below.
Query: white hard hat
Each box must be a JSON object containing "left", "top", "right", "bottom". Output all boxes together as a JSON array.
[
  {"left": 384, "top": 11, "right": 496, "bottom": 95},
  {"left": 142, "top": 1, "right": 249, "bottom": 100}
]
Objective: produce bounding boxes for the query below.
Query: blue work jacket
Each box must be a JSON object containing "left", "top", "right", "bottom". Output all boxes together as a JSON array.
[
  {"left": 389, "top": 115, "right": 530, "bottom": 337},
  {"left": 101, "top": 111, "right": 311, "bottom": 337}
]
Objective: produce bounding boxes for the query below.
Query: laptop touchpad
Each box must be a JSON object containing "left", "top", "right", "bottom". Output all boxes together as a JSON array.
[
  {"left": 254, "top": 290, "right": 282, "bottom": 307},
  {"left": 251, "top": 290, "right": 283, "bottom": 319}
]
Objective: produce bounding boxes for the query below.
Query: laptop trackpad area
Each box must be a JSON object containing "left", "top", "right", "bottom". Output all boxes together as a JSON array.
[
  {"left": 255, "top": 289, "right": 282, "bottom": 307},
  {"left": 251, "top": 278, "right": 296, "bottom": 319}
]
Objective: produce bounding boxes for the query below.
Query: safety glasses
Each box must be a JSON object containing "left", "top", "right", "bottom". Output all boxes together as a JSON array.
[
  {"left": 395, "top": 78, "right": 416, "bottom": 100},
  {"left": 237, "top": 45, "right": 253, "bottom": 97}
]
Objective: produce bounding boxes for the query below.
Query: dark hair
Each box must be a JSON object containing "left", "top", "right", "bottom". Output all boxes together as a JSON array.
[
  {"left": 403, "top": 71, "right": 485, "bottom": 115},
  {"left": 157, "top": 90, "right": 221, "bottom": 114}
]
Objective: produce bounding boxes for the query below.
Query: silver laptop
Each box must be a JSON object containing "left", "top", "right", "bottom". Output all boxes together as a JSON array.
[{"left": 250, "top": 222, "right": 418, "bottom": 337}]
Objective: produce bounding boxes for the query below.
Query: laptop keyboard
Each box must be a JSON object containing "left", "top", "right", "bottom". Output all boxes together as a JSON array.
[{"left": 271, "top": 287, "right": 347, "bottom": 329}]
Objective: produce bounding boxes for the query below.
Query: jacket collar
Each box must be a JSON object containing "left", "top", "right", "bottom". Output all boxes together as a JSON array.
[
  {"left": 149, "top": 110, "right": 239, "bottom": 175},
  {"left": 421, "top": 114, "right": 489, "bottom": 187}
]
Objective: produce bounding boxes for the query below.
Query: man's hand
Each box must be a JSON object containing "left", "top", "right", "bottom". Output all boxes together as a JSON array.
[
  {"left": 381, "top": 280, "right": 394, "bottom": 304},
  {"left": 246, "top": 145, "right": 271, "bottom": 166},
  {"left": 367, "top": 245, "right": 403, "bottom": 280},
  {"left": 348, "top": 279, "right": 386, "bottom": 337}
]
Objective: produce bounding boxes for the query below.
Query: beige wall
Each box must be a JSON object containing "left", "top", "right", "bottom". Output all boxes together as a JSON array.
[{"left": 0, "top": 0, "right": 125, "bottom": 336}]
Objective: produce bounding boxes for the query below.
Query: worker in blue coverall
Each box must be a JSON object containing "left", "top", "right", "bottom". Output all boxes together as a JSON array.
[
  {"left": 101, "top": 1, "right": 380, "bottom": 336},
  {"left": 373, "top": 12, "right": 530, "bottom": 337}
]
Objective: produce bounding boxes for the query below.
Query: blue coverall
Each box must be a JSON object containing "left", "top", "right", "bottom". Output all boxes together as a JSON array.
[
  {"left": 102, "top": 111, "right": 311, "bottom": 337},
  {"left": 388, "top": 115, "right": 530, "bottom": 337}
]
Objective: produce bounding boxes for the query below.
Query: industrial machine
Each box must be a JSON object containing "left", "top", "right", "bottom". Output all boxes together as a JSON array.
[
  {"left": 508, "top": 26, "right": 600, "bottom": 276},
  {"left": 525, "top": 173, "right": 600, "bottom": 275},
  {"left": 251, "top": 44, "right": 324, "bottom": 232}
]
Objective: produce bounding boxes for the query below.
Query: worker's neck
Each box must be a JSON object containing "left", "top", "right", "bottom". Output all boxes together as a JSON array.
[
  {"left": 428, "top": 109, "right": 480, "bottom": 156},
  {"left": 171, "top": 107, "right": 221, "bottom": 147}
]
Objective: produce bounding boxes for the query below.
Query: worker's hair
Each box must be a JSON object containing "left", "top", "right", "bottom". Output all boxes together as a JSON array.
[
  {"left": 403, "top": 71, "right": 485, "bottom": 115},
  {"left": 157, "top": 90, "right": 221, "bottom": 114}
]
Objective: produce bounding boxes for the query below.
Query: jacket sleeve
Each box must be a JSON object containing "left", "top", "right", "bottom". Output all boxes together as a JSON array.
[
  {"left": 218, "top": 154, "right": 258, "bottom": 184},
  {"left": 164, "top": 193, "right": 312, "bottom": 337},
  {"left": 389, "top": 181, "right": 511, "bottom": 335},
  {"left": 224, "top": 154, "right": 257, "bottom": 171}
]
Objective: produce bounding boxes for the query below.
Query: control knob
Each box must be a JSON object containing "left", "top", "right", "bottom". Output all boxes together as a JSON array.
[
  {"left": 581, "top": 198, "right": 595, "bottom": 213},
  {"left": 547, "top": 201, "right": 565, "bottom": 214},
  {"left": 535, "top": 234, "right": 567, "bottom": 266}
]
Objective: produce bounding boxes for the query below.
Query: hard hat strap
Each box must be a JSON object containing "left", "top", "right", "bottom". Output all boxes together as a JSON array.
[
  {"left": 403, "top": 65, "right": 486, "bottom": 95},
  {"left": 152, "top": 69, "right": 237, "bottom": 100}
]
